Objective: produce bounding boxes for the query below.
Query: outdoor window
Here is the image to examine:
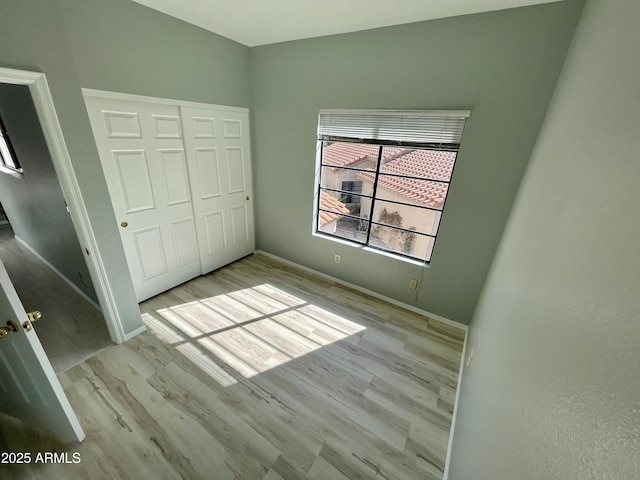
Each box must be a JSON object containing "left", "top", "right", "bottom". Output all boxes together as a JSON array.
[
  {"left": 340, "top": 181, "right": 362, "bottom": 206},
  {"left": 0, "top": 115, "right": 21, "bottom": 173},
  {"left": 314, "top": 109, "right": 469, "bottom": 263}
]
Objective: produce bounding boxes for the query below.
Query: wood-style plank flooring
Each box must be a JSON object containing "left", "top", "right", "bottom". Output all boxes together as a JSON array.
[
  {"left": 0, "top": 225, "right": 112, "bottom": 373},
  {"left": 0, "top": 253, "right": 465, "bottom": 480}
]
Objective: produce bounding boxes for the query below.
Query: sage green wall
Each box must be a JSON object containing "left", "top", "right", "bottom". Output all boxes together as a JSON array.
[
  {"left": 448, "top": 0, "right": 640, "bottom": 477},
  {"left": 250, "top": 1, "right": 584, "bottom": 324},
  {"left": 57, "top": 0, "right": 251, "bottom": 107},
  {"left": 0, "top": 0, "right": 251, "bottom": 337},
  {"left": 0, "top": 0, "right": 142, "bottom": 335},
  {"left": 0, "top": 84, "right": 98, "bottom": 303}
]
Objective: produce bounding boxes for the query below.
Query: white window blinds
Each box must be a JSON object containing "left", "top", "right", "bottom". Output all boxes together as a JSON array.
[{"left": 317, "top": 109, "right": 470, "bottom": 148}]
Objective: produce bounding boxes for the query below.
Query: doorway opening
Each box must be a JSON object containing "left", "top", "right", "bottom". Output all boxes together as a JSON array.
[
  {"left": 0, "top": 82, "right": 112, "bottom": 372},
  {"left": 0, "top": 66, "right": 138, "bottom": 368}
]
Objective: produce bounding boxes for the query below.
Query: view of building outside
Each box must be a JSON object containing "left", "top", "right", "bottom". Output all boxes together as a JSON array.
[
  {"left": 317, "top": 142, "right": 456, "bottom": 261},
  {"left": 0, "top": 115, "right": 20, "bottom": 171}
]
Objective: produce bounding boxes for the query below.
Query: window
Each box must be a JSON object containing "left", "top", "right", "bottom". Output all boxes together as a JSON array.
[
  {"left": 314, "top": 109, "right": 469, "bottom": 263},
  {"left": 340, "top": 181, "right": 362, "bottom": 205},
  {"left": 0, "top": 115, "right": 21, "bottom": 173}
]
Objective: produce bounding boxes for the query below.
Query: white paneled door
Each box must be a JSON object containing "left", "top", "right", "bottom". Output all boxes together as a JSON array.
[
  {"left": 85, "top": 97, "right": 202, "bottom": 301},
  {"left": 84, "top": 94, "right": 254, "bottom": 302},
  {"left": 0, "top": 258, "right": 84, "bottom": 443},
  {"left": 180, "top": 106, "right": 254, "bottom": 274}
]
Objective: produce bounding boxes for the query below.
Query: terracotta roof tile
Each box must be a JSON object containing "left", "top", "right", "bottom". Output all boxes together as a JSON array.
[
  {"left": 357, "top": 149, "right": 456, "bottom": 209},
  {"left": 382, "top": 149, "right": 456, "bottom": 182},
  {"left": 319, "top": 191, "right": 349, "bottom": 226},
  {"left": 322, "top": 142, "right": 403, "bottom": 168}
]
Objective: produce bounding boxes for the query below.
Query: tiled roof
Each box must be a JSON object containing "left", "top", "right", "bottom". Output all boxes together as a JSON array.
[
  {"left": 357, "top": 150, "right": 456, "bottom": 209},
  {"left": 382, "top": 149, "right": 456, "bottom": 182},
  {"left": 318, "top": 191, "right": 349, "bottom": 226},
  {"left": 322, "top": 143, "right": 378, "bottom": 167},
  {"left": 322, "top": 142, "right": 403, "bottom": 168}
]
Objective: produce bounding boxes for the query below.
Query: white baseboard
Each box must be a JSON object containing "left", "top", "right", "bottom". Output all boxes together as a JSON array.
[
  {"left": 255, "top": 250, "right": 468, "bottom": 332},
  {"left": 123, "top": 324, "right": 147, "bottom": 342},
  {"left": 14, "top": 236, "right": 102, "bottom": 312},
  {"left": 443, "top": 328, "right": 468, "bottom": 479}
]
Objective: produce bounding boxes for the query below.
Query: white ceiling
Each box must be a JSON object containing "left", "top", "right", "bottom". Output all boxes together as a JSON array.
[{"left": 131, "top": 0, "right": 563, "bottom": 47}]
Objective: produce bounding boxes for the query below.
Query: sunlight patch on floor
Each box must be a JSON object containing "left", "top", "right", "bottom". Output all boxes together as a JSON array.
[
  {"left": 141, "top": 312, "right": 238, "bottom": 387},
  {"left": 141, "top": 284, "right": 366, "bottom": 384}
]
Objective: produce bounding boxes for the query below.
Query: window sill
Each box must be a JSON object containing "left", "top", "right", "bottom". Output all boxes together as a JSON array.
[
  {"left": 313, "top": 231, "right": 429, "bottom": 267},
  {"left": 0, "top": 165, "right": 24, "bottom": 179}
]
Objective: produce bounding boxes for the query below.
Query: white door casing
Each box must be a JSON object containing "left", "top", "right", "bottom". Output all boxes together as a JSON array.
[
  {"left": 0, "top": 258, "right": 85, "bottom": 443},
  {"left": 180, "top": 106, "right": 254, "bottom": 273},
  {"left": 84, "top": 97, "right": 202, "bottom": 302}
]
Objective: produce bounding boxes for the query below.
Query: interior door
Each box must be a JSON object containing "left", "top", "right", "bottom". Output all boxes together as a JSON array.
[
  {"left": 180, "top": 106, "right": 255, "bottom": 273},
  {"left": 84, "top": 97, "right": 201, "bottom": 302},
  {"left": 0, "top": 258, "right": 84, "bottom": 443}
]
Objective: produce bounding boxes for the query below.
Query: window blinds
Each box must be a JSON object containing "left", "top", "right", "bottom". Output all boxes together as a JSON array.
[{"left": 317, "top": 109, "right": 470, "bottom": 149}]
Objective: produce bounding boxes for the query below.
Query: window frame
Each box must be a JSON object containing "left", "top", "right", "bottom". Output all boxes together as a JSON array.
[
  {"left": 313, "top": 109, "right": 469, "bottom": 264},
  {"left": 0, "top": 114, "right": 22, "bottom": 174}
]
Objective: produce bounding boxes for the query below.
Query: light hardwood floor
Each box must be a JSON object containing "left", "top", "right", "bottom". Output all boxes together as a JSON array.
[
  {"left": 0, "top": 253, "right": 465, "bottom": 480},
  {"left": 0, "top": 225, "right": 112, "bottom": 373}
]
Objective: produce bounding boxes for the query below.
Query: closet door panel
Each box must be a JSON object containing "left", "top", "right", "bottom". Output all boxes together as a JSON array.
[
  {"left": 85, "top": 97, "right": 201, "bottom": 302},
  {"left": 181, "top": 106, "right": 254, "bottom": 274}
]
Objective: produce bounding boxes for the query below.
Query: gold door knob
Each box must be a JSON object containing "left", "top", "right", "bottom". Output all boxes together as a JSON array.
[
  {"left": 121, "top": 221, "right": 128, "bottom": 228},
  {"left": 0, "top": 321, "right": 19, "bottom": 339},
  {"left": 246, "top": 196, "right": 250, "bottom": 201}
]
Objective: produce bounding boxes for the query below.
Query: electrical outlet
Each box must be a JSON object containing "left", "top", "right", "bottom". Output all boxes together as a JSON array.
[
  {"left": 334, "top": 254, "right": 341, "bottom": 264},
  {"left": 409, "top": 278, "right": 418, "bottom": 289}
]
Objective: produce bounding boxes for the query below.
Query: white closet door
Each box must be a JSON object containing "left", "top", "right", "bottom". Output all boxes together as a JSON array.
[
  {"left": 85, "top": 97, "right": 201, "bottom": 302},
  {"left": 180, "top": 106, "right": 255, "bottom": 274}
]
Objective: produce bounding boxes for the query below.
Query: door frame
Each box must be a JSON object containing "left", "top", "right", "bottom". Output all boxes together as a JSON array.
[{"left": 0, "top": 67, "right": 128, "bottom": 343}]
